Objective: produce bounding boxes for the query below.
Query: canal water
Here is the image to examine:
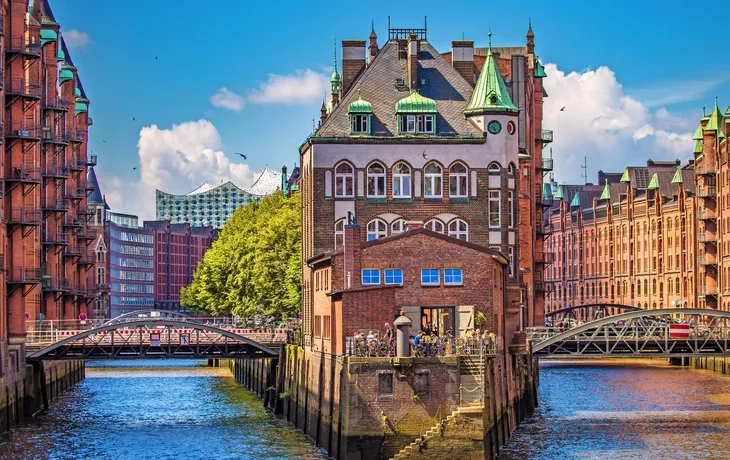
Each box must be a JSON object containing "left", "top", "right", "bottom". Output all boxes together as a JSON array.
[
  {"left": 0, "top": 360, "right": 327, "bottom": 460},
  {"left": 498, "top": 360, "right": 730, "bottom": 460}
]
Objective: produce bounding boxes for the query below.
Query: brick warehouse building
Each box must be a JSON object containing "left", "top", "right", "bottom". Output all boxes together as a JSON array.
[
  {"left": 308, "top": 222, "right": 509, "bottom": 356},
  {"left": 543, "top": 100, "right": 730, "bottom": 317},
  {"left": 300, "top": 22, "right": 550, "bottom": 347}
]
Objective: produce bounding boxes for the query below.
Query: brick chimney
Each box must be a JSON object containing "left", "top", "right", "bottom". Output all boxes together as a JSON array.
[
  {"left": 369, "top": 22, "right": 378, "bottom": 63},
  {"left": 343, "top": 223, "right": 362, "bottom": 289},
  {"left": 342, "top": 40, "right": 367, "bottom": 95},
  {"left": 407, "top": 33, "right": 420, "bottom": 91},
  {"left": 451, "top": 40, "right": 475, "bottom": 85}
]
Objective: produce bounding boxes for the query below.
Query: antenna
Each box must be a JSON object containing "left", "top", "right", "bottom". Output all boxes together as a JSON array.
[{"left": 581, "top": 156, "right": 588, "bottom": 184}]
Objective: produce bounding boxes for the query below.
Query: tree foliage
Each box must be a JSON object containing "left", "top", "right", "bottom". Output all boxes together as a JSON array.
[{"left": 181, "top": 192, "right": 301, "bottom": 319}]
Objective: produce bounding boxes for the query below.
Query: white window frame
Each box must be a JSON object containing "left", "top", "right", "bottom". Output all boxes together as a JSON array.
[
  {"left": 421, "top": 268, "right": 440, "bottom": 286},
  {"left": 508, "top": 191, "right": 514, "bottom": 228},
  {"left": 367, "top": 162, "right": 386, "bottom": 198},
  {"left": 449, "top": 162, "right": 468, "bottom": 198},
  {"left": 97, "top": 267, "right": 106, "bottom": 285},
  {"left": 448, "top": 219, "right": 468, "bottom": 241},
  {"left": 424, "top": 163, "right": 443, "bottom": 198},
  {"left": 351, "top": 114, "right": 369, "bottom": 133},
  {"left": 334, "top": 219, "right": 345, "bottom": 249},
  {"left": 366, "top": 218, "right": 387, "bottom": 241},
  {"left": 406, "top": 115, "right": 416, "bottom": 132},
  {"left": 400, "top": 114, "right": 435, "bottom": 134},
  {"left": 489, "top": 191, "right": 501, "bottom": 228},
  {"left": 425, "top": 219, "right": 445, "bottom": 234},
  {"left": 391, "top": 219, "right": 407, "bottom": 235},
  {"left": 392, "top": 162, "right": 412, "bottom": 198},
  {"left": 384, "top": 268, "right": 404, "bottom": 285},
  {"left": 334, "top": 162, "right": 354, "bottom": 198},
  {"left": 488, "top": 162, "right": 501, "bottom": 173},
  {"left": 508, "top": 247, "right": 515, "bottom": 278},
  {"left": 444, "top": 268, "right": 463, "bottom": 286},
  {"left": 361, "top": 269, "right": 381, "bottom": 285}
]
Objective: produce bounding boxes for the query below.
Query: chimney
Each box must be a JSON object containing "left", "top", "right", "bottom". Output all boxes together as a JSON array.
[
  {"left": 407, "top": 33, "right": 420, "bottom": 91},
  {"left": 343, "top": 223, "right": 362, "bottom": 289},
  {"left": 369, "top": 22, "right": 378, "bottom": 63},
  {"left": 451, "top": 40, "right": 475, "bottom": 85},
  {"left": 341, "top": 40, "right": 367, "bottom": 95}
]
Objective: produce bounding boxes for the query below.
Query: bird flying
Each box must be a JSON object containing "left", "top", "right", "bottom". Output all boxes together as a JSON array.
[
  {"left": 560, "top": 106, "right": 566, "bottom": 111},
  {"left": 235, "top": 153, "right": 247, "bottom": 160},
  {"left": 422, "top": 151, "right": 427, "bottom": 159}
]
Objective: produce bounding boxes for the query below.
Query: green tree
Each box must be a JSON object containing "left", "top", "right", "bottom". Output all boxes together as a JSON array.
[{"left": 181, "top": 192, "right": 301, "bottom": 319}]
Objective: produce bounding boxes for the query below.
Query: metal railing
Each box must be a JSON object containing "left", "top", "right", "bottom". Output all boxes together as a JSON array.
[
  {"left": 42, "top": 233, "right": 70, "bottom": 245},
  {"left": 8, "top": 209, "right": 42, "bottom": 225},
  {"left": 5, "top": 36, "right": 41, "bottom": 56},
  {"left": 698, "top": 286, "right": 718, "bottom": 296},
  {"left": 41, "top": 198, "right": 70, "bottom": 212},
  {"left": 63, "top": 245, "right": 85, "bottom": 257},
  {"left": 539, "top": 157, "right": 554, "bottom": 171},
  {"left": 698, "top": 233, "right": 716, "bottom": 243},
  {"left": 698, "top": 256, "right": 717, "bottom": 266},
  {"left": 69, "top": 129, "right": 87, "bottom": 143},
  {"left": 698, "top": 209, "right": 716, "bottom": 220},
  {"left": 7, "top": 166, "right": 41, "bottom": 183},
  {"left": 8, "top": 267, "right": 42, "bottom": 283},
  {"left": 69, "top": 157, "right": 86, "bottom": 170},
  {"left": 5, "top": 78, "right": 41, "bottom": 97},
  {"left": 41, "top": 127, "right": 70, "bottom": 144},
  {"left": 42, "top": 277, "right": 71, "bottom": 292},
  {"left": 42, "top": 95, "right": 71, "bottom": 111},
  {"left": 5, "top": 123, "right": 41, "bottom": 139},
  {"left": 87, "top": 154, "right": 97, "bottom": 166},
  {"left": 695, "top": 165, "right": 715, "bottom": 176},
  {"left": 539, "top": 129, "right": 553, "bottom": 143},
  {"left": 42, "top": 164, "right": 70, "bottom": 178},
  {"left": 698, "top": 187, "right": 717, "bottom": 198},
  {"left": 345, "top": 335, "right": 503, "bottom": 358}
]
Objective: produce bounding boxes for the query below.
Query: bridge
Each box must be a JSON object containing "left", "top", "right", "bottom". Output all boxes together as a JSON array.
[
  {"left": 528, "top": 308, "right": 730, "bottom": 359},
  {"left": 25, "top": 311, "right": 291, "bottom": 360},
  {"left": 545, "top": 303, "right": 642, "bottom": 323}
]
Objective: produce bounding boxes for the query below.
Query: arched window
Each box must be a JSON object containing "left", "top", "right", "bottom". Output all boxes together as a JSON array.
[
  {"left": 366, "top": 162, "right": 386, "bottom": 197},
  {"left": 652, "top": 279, "right": 657, "bottom": 295},
  {"left": 507, "top": 163, "right": 515, "bottom": 176},
  {"left": 616, "top": 282, "right": 621, "bottom": 296},
  {"left": 643, "top": 279, "right": 648, "bottom": 296},
  {"left": 488, "top": 162, "right": 501, "bottom": 173},
  {"left": 667, "top": 278, "right": 672, "bottom": 295},
  {"left": 447, "top": 219, "right": 468, "bottom": 241},
  {"left": 424, "top": 163, "right": 443, "bottom": 198},
  {"left": 391, "top": 219, "right": 407, "bottom": 235},
  {"left": 334, "top": 219, "right": 345, "bottom": 249},
  {"left": 425, "top": 219, "right": 445, "bottom": 233},
  {"left": 334, "top": 162, "right": 354, "bottom": 197},
  {"left": 676, "top": 277, "right": 680, "bottom": 294},
  {"left": 392, "top": 162, "right": 411, "bottom": 198},
  {"left": 366, "top": 219, "right": 387, "bottom": 241},
  {"left": 449, "top": 162, "right": 468, "bottom": 197}
]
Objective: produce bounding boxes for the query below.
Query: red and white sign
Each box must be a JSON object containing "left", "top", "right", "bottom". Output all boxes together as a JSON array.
[
  {"left": 150, "top": 332, "right": 161, "bottom": 347},
  {"left": 179, "top": 333, "right": 190, "bottom": 346},
  {"left": 669, "top": 323, "right": 691, "bottom": 339}
]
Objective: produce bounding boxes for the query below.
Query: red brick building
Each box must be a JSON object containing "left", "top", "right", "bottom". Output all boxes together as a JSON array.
[{"left": 308, "top": 222, "right": 509, "bottom": 355}]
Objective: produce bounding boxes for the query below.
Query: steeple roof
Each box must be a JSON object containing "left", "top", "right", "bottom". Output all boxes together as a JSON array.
[
  {"left": 542, "top": 182, "right": 553, "bottom": 200},
  {"left": 694, "top": 140, "right": 703, "bottom": 154},
  {"left": 599, "top": 179, "right": 611, "bottom": 200},
  {"left": 647, "top": 173, "right": 659, "bottom": 190},
  {"left": 331, "top": 39, "right": 340, "bottom": 85},
  {"left": 693, "top": 123, "right": 704, "bottom": 140},
  {"left": 554, "top": 185, "right": 564, "bottom": 200},
  {"left": 87, "top": 167, "right": 105, "bottom": 205},
  {"left": 705, "top": 98, "right": 725, "bottom": 139},
  {"left": 671, "top": 167, "right": 683, "bottom": 184},
  {"left": 40, "top": 0, "right": 58, "bottom": 25},
  {"left": 464, "top": 31, "right": 518, "bottom": 115},
  {"left": 570, "top": 193, "right": 580, "bottom": 207}
]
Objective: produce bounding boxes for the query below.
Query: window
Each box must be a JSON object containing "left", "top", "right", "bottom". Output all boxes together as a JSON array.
[
  {"left": 488, "top": 162, "right": 501, "bottom": 173},
  {"left": 676, "top": 278, "right": 680, "bottom": 294},
  {"left": 378, "top": 373, "right": 394, "bottom": 396},
  {"left": 334, "top": 219, "right": 345, "bottom": 249},
  {"left": 425, "top": 219, "right": 445, "bottom": 233},
  {"left": 96, "top": 250, "right": 105, "bottom": 263},
  {"left": 391, "top": 219, "right": 407, "bottom": 235},
  {"left": 367, "top": 162, "right": 386, "bottom": 197},
  {"left": 385, "top": 269, "right": 403, "bottom": 285},
  {"left": 652, "top": 279, "right": 657, "bottom": 295},
  {"left": 508, "top": 191, "right": 514, "bottom": 228},
  {"left": 421, "top": 268, "right": 440, "bottom": 286},
  {"left": 400, "top": 114, "right": 434, "bottom": 133},
  {"left": 489, "top": 191, "right": 501, "bottom": 227},
  {"left": 96, "top": 267, "right": 106, "bottom": 285},
  {"left": 448, "top": 219, "right": 468, "bottom": 241},
  {"left": 508, "top": 247, "right": 515, "bottom": 277},
  {"left": 334, "top": 162, "right": 354, "bottom": 197},
  {"left": 392, "top": 162, "right": 411, "bottom": 198},
  {"left": 449, "top": 162, "right": 468, "bottom": 197},
  {"left": 424, "top": 163, "right": 443, "bottom": 197},
  {"left": 414, "top": 371, "right": 430, "bottom": 396},
  {"left": 366, "top": 219, "right": 387, "bottom": 241},
  {"left": 362, "top": 269, "right": 380, "bottom": 285},
  {"left": 351, "top": 114, "right": 369, "bottom": 133},
  {"left": 444, "top": 268, "right": 463, "bottom": 285}
]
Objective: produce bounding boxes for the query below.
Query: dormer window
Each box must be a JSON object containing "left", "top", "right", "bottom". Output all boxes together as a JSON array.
[
  {"left": 400, "top": 114, "right": 434, "bottom": 134},
  {"left": 351, "top": 114, "right": 369, "bottom": 133},
  {"left": 395, "top": 91, "right": 437, "bottom": 135},
  {"left": 348, "top": 91, "right": 373, "bottom": 135}
]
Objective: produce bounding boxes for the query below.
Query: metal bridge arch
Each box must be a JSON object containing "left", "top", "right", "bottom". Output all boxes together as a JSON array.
[
  {"left": 28, "top": 319, "right": 279, "bottom": 360},
  {"left": 103, "top": 310, "right": 194, "bottom": 326},
  {"left": 545, "top": 303, "right": 641, "bottom": 321},
  {"left": 531, "top": 308, "right": 730, "bottom": 355}
]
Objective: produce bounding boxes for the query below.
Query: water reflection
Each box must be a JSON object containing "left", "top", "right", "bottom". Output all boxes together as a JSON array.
[
  {"left": 0, "top": 360, "right": 327, "bottom": 460},
  {"left": 498, "top": 360, "right": 730, "bottom": 460}
]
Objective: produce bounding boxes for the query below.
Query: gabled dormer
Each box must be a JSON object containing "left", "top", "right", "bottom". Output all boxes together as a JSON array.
[
  {"left": 395, "top": 90, "right": 437, "bottom": 135},
  {"left": 348, "top": 91, "right": 373, "bottom": 135}
]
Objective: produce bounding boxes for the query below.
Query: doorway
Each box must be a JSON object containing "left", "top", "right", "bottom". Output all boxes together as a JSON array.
[{"left": 420, "top": 307, "right": 455, "bottom": 337}]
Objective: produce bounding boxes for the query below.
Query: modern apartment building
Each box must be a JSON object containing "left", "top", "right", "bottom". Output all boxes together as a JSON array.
[{"left": 86, "top": 166, "right": 110, "bottom": 320}]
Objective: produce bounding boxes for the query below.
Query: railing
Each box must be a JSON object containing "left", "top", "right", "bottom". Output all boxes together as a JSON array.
[
  {"left": 5, "top": 36, "right": 41, "bottom": 56},
  {"left": 542, "top": 252, "right": 555, "bottom": 264},
  {"left": 698, "top": 187, "right": 717, "bottom": 198},
  {"left": 698, "top": 286, "right": 718, "bottom": 296},
  {"left": 5, "top": 78, "right": 41, "bottom": 97},
  {"left": 698, "top": 233, "right": 716, "bottom": 243},
  {"left": 695, "top": 165, "right": 715, "bottom": 176},
  {"left": 345, "top": 335, "right": 503, "bottom": 358},
  {"left": 94, "top": 283, "right": 111, "bottom": 290},
  {"left": 5, "top": 123, "right": 41, "bottom": 139},
  {"left": 539, "top": 157, "right": 554, "bottom": 171},
  {"left": 78, "top": 255, "right": 96, "bottom": 266},
  {"left": 63, "top": 217, "right": 86, "bottom": 228},
  {"left": 69, "top": 157, "right": 86, "bottom": 170},
  {"left": 42, "top": 277, "right": 70, "bottom": 292},
  {"left": 8, "top": 267, "right": 42, "bottom": 283},
  {"left": 698, "top": 209, "right": 716, "bottom": 220},
  {"left": 41, "top": 198, "right": 70, "bottom": 212},
  {"left": 8, "top": 208, "right": 42, "bottom": 225},
  {"left": 67, "top": 187, "right": 87, "bottom": 200},
  {"left": 63, "top": 245, "right": 85, "bottom": 257},
  {"left": 42, "top": 233, "right": 70, "bottom": 245},
  {"left": 42, "top": 95, "right": 71, "bottom": 111},
  {"left": 42, "top": 164, "right": 70, "bottom": 178},
  {"left": 539, "top": 129, "right": 553, "bottom": 143},
  {"left": 0, "top": 13, "right": 4, "bottom": 36},
  {"left": 69, "top": 129, "right": 87, "bottom": 143},
  {"left": 7, "top": 166, "right": 41, "bottom": 183},
  {"left": 87, "top": 154, "right": 97, "bottom": 166},
  {"left": 698, "top": 256, "right": 717, "bottom": 266},
  {"left": 41, "top": 127, "right": 70, "bottom": 144}
]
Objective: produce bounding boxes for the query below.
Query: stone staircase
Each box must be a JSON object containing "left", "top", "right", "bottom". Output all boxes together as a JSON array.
[{"left": 459, "top": 356, "right": 483, "bottom": 404}]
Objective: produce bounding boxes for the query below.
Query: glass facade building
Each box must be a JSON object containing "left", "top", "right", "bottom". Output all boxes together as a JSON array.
[{"left": 107, "top": 220, "right": 155, "bottom": 316}]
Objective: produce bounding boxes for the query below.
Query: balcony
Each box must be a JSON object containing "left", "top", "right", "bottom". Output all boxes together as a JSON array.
[
  {"left": 698, "top": 233, "right": 717, "bottom": 243},
  {"left": 87, "top": 154, "right": 98, "bottom": 166},
  {"left": 537, "top": 223, "right": 554, "bottom": 236},
  {"left": 0, "top": 13, "right": 4, "bottom": 36},
  {"left": 698, "top": 286, "right": 718, "bottom": 296},
  {"left": 42, "top": 95, "right": 71, "bottom": 112},
  {"left": 698, "top": 209, "right": 716, "bottom": 220},
  {"left": 7, "top": 166, "right": 41, "bottom": 183},
  {"left": 538, "top": 129, "right": 553, "bottom": 145},
  {"left": 79, "top": 255, "right": 96, "bottom": 266},
  {"left": 537, "top": 196, "right": 554, "bottom": 208},
  {"left": 42, "top": 276, "right": 70, "bottom": 292},
  {"left": 42, "top": 232, "right": 70, "bottom": 246},
  {"left": 41, "top": 127, "right": 70, "bottom": 144},
  {"left": 696, "top": 165, "right": 715, "bottom": 176},
  {"left": 63, "top": 245, "right": 85, "bottom": 258},
  {"left": 63, "top": 216, "right": 86, "bottom": 228},
  {"left": 41, "top": 198, "right": 70, "bottom": 213},
  {"left": 5, "top": 36, "right": 41, "bottom": 57},
  {"left": 42, "top": 164, "right": 70, "bottom": 179},
  {"left": 69, "top": 157, "right": 86, "bottom": 171},
  {"left": 94, "top": 283, "right": 111, "bottom": 291},
  {"left": 8, "top": 267, "right": 42, "bottom": 284},
  {"left": 698, "top": 255, "right": 717, "bottom": 266},
  {"left": 4, "top": 78, "right": 41, "bottom": 98},
  {"left": 697, "top": 187, "right": 717, "bottom": 198},
  {"left": 535, "top": 282, "right": 544, "bottom": 293},
  {"left": 5, "top": 123, "right": 41, "bottom": 140},
  {"left": 66, "top": 187, "right": 87, "bottom": 201},
  {"left": 69, "top": 129, "right": 87, "bottom": 143},
  {"left": 537, "top": 157, "right": 554, "bottom": 171},
  {"left": 8, "top": 209, "right": 42, "bottom": 226}
]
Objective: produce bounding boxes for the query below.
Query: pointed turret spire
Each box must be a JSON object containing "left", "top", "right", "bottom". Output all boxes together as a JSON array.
[
  {"left": 369, "top": 21, "right": 378, "bottom": 61},
  {"left": 526, "top": 18, "right": 535, "bottom": 54},
  {"left": 527, "top": 18, "right": 534, "bottom": 37},
  {"left": 671, "top": 167, "right": 683, "bottom": 184},
  {"left": 704, "top": 96, "right": 725, "bottom": 139},
  {"left": 600, "top": 179, "right": 611, "bottom": 200},
  {"left": 330, "top": 37, "right": 340, "bottom": 109},
  {"left": 464, "top": 30, "right": 518, "bottom": 115}
]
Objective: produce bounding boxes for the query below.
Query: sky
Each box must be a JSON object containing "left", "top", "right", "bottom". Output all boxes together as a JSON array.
[{"left": 50, "top": 0, "right": 730, "bottom": 219}]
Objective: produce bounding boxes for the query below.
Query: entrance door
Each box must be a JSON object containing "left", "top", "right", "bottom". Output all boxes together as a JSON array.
[
  {"left": 455, "top": 306, "right": 475, "bottom": 337},
  {"left": 420, "top": 307, "right": 455, "bottom": 337}
]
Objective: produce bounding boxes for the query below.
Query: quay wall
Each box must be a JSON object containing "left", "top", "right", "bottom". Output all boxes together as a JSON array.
[
  {"left": 226, "top": 346, "right": 537, "bottom": 459},
  {"left": 690, "top": 356, "right": 730, "bottom": 375}
]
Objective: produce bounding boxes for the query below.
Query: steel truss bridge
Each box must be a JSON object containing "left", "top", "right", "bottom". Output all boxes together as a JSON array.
[
  {"left": 25, "top": 311, "right": 289, "bottom": 360},
  {"left": 528, "top": 308, "right": 730, "bottom": 359},
  {"left": 545, "top": 303, "right": 641, "bottom": 323}
]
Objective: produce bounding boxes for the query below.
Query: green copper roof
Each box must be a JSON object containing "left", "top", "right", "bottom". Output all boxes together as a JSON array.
[
  {"left": 348, "top": 95, "right": 373, "bottom": 114},
  {"left": 395, "top": 91, "right": 437, "bottom": 114},
  {"left": 331, "top": 40, "right": 340, "bottom": 85},
  {"left": 647, "top": 173, "right": 659, "bottom": 190},
  {"left": 57, "top": 47, "right": 65, "bottom": 61},
  {"left": 726, "top": 104, "right": 730, "bottom": 115},
  {"left": 693, "top": 123, "right": 704, "bottom": 140},
  {"left": 74, "top": 102, "right": 88, "bottom": 116},
  {"left": 620, "top": 168, "right": 631, "bottom": 183},
  {"left": 59, "top": 69, "right": 73, "bottom": 85},
  {"left": 40, "top": 29, "right": 57, "bottom": 47},
  {"left": 74, "top": 88, "right": 81, "bottom": 98},
  {"left": 599, "top": 179, "right": 611, "bottom": 200},
  {"left": 534, "top": 58, "right": 547, "bottom": 78},
  {"left": 671, "top": 168, "right": 683, "bottom": 184},
  {"left": 705, "top": 99, "right": 725, "bottom": 139},
  {"left": 464, "top": 32, "right": 518, "bottom": 115},
  {"left": 694, "top": 140, "right": 703, "bottom": 154},
  {"left": 554, "top": 184, "right": 564, "bottom": 200},
  {"left": 570, "top": 193, "right": 580, "bottom": 207},
  {"left": 542, "top": 182, "right": 552, "bottom": 200}
]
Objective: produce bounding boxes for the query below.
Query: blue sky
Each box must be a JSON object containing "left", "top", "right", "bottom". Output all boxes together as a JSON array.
[{"left": 50, "top": 0, "right": 730, "bottom": 217}]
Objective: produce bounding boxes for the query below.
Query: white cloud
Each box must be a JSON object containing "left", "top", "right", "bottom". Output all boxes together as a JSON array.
[
  {"left": 209, "top": 88, "right": 245, "bottom": 112},
  {"left": 63, "top": 29, "right": 91, "bottom": 48},
  {"left": 101, "top": 120, "right": 263, "bottom": 220},
  {"left": 543, "top": 64, "right": 696, "bottom": 184},
  {"left": 248, "top": 69, "right": 329, "bottom": 104}
]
